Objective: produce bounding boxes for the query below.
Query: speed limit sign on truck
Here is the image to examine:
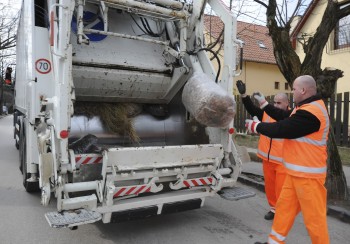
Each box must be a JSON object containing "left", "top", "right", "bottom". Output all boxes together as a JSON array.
[{"left": 35, "top": 59, "right": 51, "bottom": 74}]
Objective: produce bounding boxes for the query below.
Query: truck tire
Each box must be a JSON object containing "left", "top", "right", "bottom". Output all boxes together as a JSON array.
[{"left": 20, "top": 124, "right": 40, "bottom": 192}]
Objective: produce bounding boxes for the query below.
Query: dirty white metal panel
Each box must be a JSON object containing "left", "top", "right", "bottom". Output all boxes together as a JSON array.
[
  {"left": 71, "top": 10, "right": 172, "bottom": 72},
  {"left": 72, "top": 65, "right": 171, "bottom": 102},
  {"left": 105, "top": 144, "right": 223, "bottom": 171},
  {"left": 32, "top": 28, "right": 55, "bottom": 118},
  {"left": 14, "top": 1, "right": 34, "bottom": 113}
]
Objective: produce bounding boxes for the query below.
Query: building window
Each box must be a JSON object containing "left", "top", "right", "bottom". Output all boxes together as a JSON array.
[
  {"left": 334, "top": 4, "right": 350, "bottom": 50},
  {"left": 285, "top": 82, "right": 289, "bottom": 90},
  {"left": 258, "top": 41, "right": 267, "bottom": 49},
  {"left": 274, "top": 81, "right": 280, "bottom": 90}
]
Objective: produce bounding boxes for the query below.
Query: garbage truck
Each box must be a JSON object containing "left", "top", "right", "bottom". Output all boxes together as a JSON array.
[{"left": 13, "top": 0, "right": 253, "bottom": 228}]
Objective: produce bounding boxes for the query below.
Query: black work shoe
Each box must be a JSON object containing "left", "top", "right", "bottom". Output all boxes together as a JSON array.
[
  {"left": 254, "top": 242, "right": 267, "bottom": 244},
  {"left": 264, "top": 210, "right": 275, "bottom": 220}
]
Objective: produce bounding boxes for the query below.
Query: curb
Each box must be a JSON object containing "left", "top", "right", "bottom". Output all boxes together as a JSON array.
[
  {"left": 238, "top": 173, "right": 350, "bottom": 224},
  {"left": 327, "top": 205, "right": 350, "bottom": 224},
  {"left": 238, "top": 174, "right": 265, "bottom": 192}
]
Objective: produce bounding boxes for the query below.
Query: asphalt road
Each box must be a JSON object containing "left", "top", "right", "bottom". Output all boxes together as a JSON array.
[{"left": 0, "top": 115, "right": 349, "bottom": 244}]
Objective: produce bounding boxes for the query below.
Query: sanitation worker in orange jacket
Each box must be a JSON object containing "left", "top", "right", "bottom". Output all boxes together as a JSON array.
[
  {"left": 246, "top": 75, "right": 330, "bottom": 244},
  {"left": 236, "top": 80, "right": 289, "bottom": 220}
]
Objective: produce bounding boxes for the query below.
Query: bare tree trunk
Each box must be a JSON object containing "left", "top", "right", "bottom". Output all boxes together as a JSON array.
[
  {"left": 318, "top": 70, "right": 349, "bottom": 200},
  {"left": 326, "top": 127, "right": 349, "bottom": 200},
  {"left": 256, "top": 0, "right": 350, "bottom": 200}
]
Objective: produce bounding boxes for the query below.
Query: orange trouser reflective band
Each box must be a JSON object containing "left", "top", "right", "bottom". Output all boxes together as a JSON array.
[
  {"left": 262, "top": 160, "right": 286, "bottom": 212},
  {"left": 268, "top": 175, "right": 329, "bottom": 244}
]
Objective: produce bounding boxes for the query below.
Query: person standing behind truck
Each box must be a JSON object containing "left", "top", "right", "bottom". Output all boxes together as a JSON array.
[
  {"left": 246, "top": 75, "right": 330, "bottom": 244},
  {"left": 236, "top": 80, "right": 289, "bottom": 220},
  {"left": 5, "top": 67, "right": 12, "bottom": 85}
]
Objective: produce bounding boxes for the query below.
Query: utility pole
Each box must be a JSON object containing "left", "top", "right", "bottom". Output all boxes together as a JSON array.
[{"left": 0, "top": 60, "right": 3, "bottom": 115}]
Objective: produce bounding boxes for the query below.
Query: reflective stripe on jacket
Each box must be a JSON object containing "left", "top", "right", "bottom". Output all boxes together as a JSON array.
[
  {"left": 283, "top": 100, "right": 329, "bottom": 178},
  {"left": 257, "top": 112, "right": 284, "bottom": 164}
]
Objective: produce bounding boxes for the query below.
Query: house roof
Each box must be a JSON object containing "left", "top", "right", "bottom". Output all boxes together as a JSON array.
[{"left": 204, "top": 15, "right": 276, "bottom": 64}]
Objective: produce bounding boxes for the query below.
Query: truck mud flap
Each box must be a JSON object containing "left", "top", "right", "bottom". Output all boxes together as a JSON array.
[
  {"left": 45, "top": 209, "right": 102, "bottom": 228},
  {"left": 218, "top": 187, "right": 256, "bottom": 201}
]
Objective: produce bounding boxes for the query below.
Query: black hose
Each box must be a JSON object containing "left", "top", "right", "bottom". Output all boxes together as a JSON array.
[
  {"left": 188, "top": 48, "right": 221, "bottom": 84},
  {"left": 140, "top": 17, "right": 165, "bottom": 37},
  {"left": 144, "top": 18, "right": 157, "bottom": 36},
  {"left": 130, "top": 14, "right": 149, "bottom": 36},
  {"left": 140, "top": 17, "right": 154, "bottom": 36}
]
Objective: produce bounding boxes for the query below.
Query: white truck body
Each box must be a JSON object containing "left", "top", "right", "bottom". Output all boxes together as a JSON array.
[{"left": 14, "top": 0, "right": 251, "bottom": 228}]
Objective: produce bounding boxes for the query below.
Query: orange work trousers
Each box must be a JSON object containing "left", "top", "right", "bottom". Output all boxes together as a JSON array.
[
  {"left": 262, "top": 159, "right": 286, "bottom": 212},
  {"left": 268, "top": 174, "right": 329, "bottom": 244}
]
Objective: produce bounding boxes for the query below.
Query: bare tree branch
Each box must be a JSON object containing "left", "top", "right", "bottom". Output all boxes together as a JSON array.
[
  {"left": 0, "top": 2, "right": 19, "bottom": 74},
  {"left": 286, "top": 0, "right": 303, "bottom": 27},
  {"left": 339, "top": 3, "right": 350, "bottom": 18},
  {"left": 254, "top": 0, "right": 268, "bottom": 9}
]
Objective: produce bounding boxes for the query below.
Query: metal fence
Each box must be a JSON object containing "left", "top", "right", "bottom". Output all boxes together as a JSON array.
[{"left": 234, "top": 92, "right": 350, "bottom": 147}]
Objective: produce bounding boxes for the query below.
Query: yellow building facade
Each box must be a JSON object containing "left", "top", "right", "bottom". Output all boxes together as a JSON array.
[
  {"left": 291, "top": 0, "right": 350, "bottom": 94},
  {"left": 236, "top": 61, "right": 290, "bottom": 96},
  {"left": 204, "top": 16, "right": 288, "bottom": 97}
]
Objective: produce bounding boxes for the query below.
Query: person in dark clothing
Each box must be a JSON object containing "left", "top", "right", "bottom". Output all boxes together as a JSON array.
[
  {"left": 236, "top": 80, "right": 289, "bottom": 220},
  {"left": 5, "top": 67, "right": 12, "bottom": 85},
  {"left": 249, "top": 75, "right": 330, "bottom": 244}
]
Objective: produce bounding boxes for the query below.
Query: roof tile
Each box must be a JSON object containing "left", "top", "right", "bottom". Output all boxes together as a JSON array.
[{"left": 204, "top": 15, "right": 276, "bottom": 64}]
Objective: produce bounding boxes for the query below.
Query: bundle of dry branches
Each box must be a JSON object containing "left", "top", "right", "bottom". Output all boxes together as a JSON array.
[{"left": 74, "top": 102, "right": 142, "bottom": 142}]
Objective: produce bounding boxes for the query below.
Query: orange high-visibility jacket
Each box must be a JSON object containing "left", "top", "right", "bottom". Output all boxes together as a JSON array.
[
  {"left": 282, "top": 100, "right": 329, "bottom": 178},
  {"left": 257, "top": 112, "right": 284, "bottom": 164}
]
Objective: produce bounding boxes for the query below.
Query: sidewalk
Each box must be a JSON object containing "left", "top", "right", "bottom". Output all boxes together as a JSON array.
[{"left": 239, "top": 147, "right": 350, "bottom": 224}]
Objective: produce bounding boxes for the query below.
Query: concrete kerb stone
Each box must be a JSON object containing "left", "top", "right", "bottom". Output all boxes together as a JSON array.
[
  {"left": 238, "top": 174, "right": 265, "bottom": 192},
  {"left": 238, "top": 161, "right": 350, "bottom": 224},
  {"left": 327, "top": 204, "right": 350, "bottom": 224}
]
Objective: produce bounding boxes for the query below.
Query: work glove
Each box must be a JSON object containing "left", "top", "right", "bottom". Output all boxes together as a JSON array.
[
  {"left": 245, "top": 116, "right": 260, "bottom": 134},
  {"left": 253, "top": 92, "right": 268, "bottom": 109},
  {"left": 236, "top": 80, "right": 247, "bottom": 97}
]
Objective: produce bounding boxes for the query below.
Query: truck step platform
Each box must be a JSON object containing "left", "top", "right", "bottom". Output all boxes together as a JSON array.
[
  {"left": 218, "top": 187, "right": 256, "bottom": 201},
  {"left": 45, "top": 209, "right": 102, "bottom": 228}
]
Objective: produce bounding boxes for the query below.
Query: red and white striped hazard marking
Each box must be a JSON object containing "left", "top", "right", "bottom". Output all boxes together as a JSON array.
[
  {"left": 114, "top": 184, "right": 151, "bottom": 198},
  {"left": 183, "top": 177, "right": 215, "bottom": 188},
  {"left": 75, "top": 154, "right": 103, "bottom": 167}
]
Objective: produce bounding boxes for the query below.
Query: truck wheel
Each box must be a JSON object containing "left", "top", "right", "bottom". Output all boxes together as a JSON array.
[{"left": 20, "top": 126, "right": 40, "bottom": 192}]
